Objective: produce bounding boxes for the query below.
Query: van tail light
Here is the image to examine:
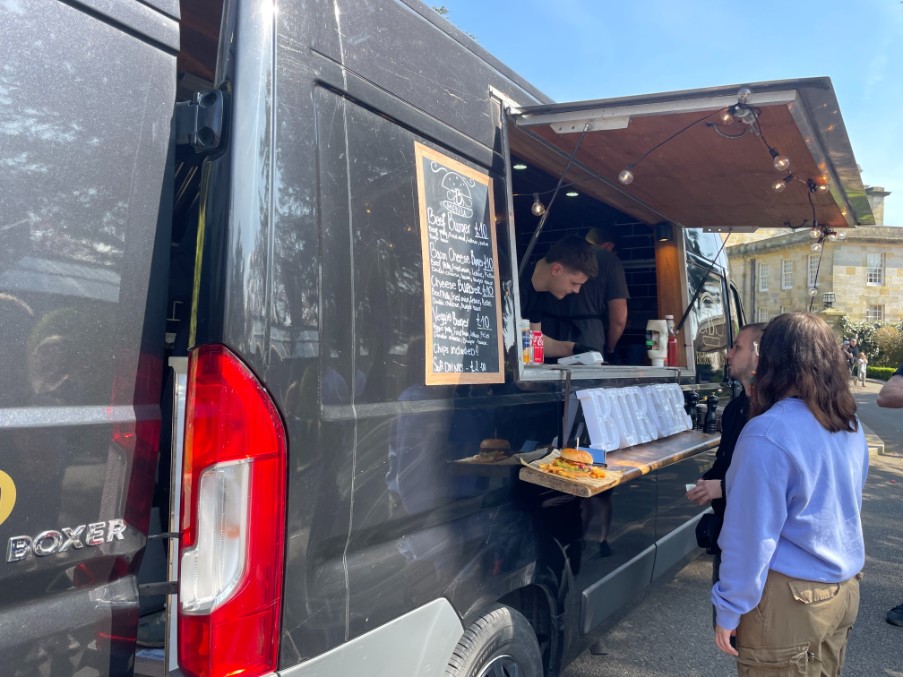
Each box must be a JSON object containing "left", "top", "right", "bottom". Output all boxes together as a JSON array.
[{"left": 178, "top": 345, "right": 286, "bottom": 677}]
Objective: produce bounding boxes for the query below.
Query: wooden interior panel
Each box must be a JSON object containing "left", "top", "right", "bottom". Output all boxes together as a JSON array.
[{"left": 513, "top": 104, "right": 848, "bottom": 230}]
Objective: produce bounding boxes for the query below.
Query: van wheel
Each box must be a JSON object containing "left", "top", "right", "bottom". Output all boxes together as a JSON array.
[{"left": 446, "top": 604, "right": 543, "bottom": 677}]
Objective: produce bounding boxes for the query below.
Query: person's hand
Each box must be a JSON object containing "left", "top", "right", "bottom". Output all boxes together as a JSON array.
[
  {"left": 714, "top": 625, "right": 738, "bottom": 656},
  {"left": 686, "top": 479, "right": 722, "bottom": 505}
]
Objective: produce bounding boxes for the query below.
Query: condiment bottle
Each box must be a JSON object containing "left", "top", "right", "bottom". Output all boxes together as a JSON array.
[
  {"left": 665, "top": 314, "right": 679, "bottom": 367},
  {"left": 645, "top": 318, "right": 668, "bottom": 367}
]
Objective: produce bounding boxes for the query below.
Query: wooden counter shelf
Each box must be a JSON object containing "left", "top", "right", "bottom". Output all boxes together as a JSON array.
[{"left": 518, "top": 429, "right": 720, "bottom": 498}]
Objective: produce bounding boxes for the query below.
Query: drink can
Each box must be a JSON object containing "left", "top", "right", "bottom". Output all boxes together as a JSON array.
[
  {"left": 531, "top": 331, "right": 544, "bottom": 364},
  {"left": 521, "top": 325, "right": 532, "bottom": 364}
]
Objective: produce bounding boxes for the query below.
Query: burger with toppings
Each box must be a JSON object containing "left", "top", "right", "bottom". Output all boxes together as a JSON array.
[
  {"left": 477, "top": 438, "right": 511, "bottom": 462},
  {"left": 540, "top": 447, "right": 606, "bottom": 479}
]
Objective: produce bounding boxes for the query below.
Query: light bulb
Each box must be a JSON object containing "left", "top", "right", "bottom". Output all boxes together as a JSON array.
[
  {"left": 738, "top": 106, "right": 757, "bottom": 125},
  {"left": 530, "top": 193, "right": 545, "bottom": 217},
  {"left": 772, "top": 178, "right": 787, "bottom": 193},
  {"left": 618, "top": 168, "right": 635, "bottom": 185},
  {"left": 719, "top": 109, "right": 734, "bottom": 125},
  {"left": 773, "top": 155, "right": 791, "bottom": 171},
  {"left": 827, "top": 232, "right": 837, "bottom": 242},
  {"left": 737, "top": 87, "right": 753, "bottom": 104},
  {"left": 811, "top": 242, "right": 822, "bottom": 251},
  {"left": 809, "top": 228, "right": 820, "bottom": 239},
  {"left": 837, "top": 231, "right": 847, "bottom": 240},
  {"left": 818, "top": 183, "right": 829, "bottom": 192},
  {"left": 808, "top": 287, "right": 818, "bottom": 297}
]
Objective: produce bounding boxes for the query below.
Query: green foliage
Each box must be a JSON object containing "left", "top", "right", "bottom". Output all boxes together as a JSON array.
[
  {"left": 872, "top": 324, "right": 903, "bottom": 368},
  {"left": 839, "top": 317, "right": 880, "bottom": 356},
  {"left": 867, "top": 366, "right": 897, "bottom": 381},
  {"left": 432, "top": 5, "right": 449, "bottom": 15}
]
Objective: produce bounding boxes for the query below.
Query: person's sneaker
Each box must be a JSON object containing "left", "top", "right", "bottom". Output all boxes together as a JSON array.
[{"left": 886, "top": 603, "right": 903, "bottom": 627}]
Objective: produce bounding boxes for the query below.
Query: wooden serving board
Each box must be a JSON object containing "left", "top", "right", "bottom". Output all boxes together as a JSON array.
[{"left": 518, "top": 450, "right": 622, "bottom": 497}]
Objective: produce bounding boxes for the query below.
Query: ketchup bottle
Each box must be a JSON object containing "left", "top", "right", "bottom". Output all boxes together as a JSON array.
[{"left": 665, "top": 314, "right": 679, "bottom": 367}]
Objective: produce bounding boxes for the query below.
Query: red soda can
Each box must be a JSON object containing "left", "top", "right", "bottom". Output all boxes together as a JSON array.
[{"left": 531, "top": 331, "right": 544, "bottom": 364}]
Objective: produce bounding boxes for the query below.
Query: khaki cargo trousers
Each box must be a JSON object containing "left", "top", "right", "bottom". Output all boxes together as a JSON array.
[{"left": 735, "top": 569, "right": 861, "bottom": 676}]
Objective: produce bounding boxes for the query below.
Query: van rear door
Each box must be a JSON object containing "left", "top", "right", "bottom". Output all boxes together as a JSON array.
[{"left": 0, "top": 1, "right": 177, "bottom": 674}]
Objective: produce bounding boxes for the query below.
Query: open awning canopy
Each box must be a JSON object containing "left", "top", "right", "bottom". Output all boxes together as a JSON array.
[{"left": 509, "top": 77, "right": 873, "bottom": 231}]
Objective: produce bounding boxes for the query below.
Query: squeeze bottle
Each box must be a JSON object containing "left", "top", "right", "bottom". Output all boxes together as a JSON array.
[
  {"left": 665, "top": 314, "right": 679, "bottom": 367},
  {"left": 645, "top": 319, "right": 668, "bottom": 367}
]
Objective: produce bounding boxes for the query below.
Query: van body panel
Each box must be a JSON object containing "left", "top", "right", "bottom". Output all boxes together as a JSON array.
[
  {"left": 0, "top": 0, "right": 174, "bottom": 673},
  {"left": 277, "top": 598, "right": 463, "bottom": 677}
]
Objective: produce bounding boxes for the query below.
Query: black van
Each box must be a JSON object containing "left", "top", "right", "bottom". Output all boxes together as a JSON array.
[{"left": 0, "top": 1, "right": 873, "bottom": 676}]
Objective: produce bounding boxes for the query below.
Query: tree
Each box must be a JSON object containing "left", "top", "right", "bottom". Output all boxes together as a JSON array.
[{"left": 872, "top": 324, "right": 903, "bottom": 367}]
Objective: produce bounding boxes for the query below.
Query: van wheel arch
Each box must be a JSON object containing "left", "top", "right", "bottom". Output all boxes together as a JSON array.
[{"left": 445, "top": 603, "right": 543, "bottom": 677}]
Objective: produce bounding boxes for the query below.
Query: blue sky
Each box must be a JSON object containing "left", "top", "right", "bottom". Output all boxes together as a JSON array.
[{"left": 436, "top": 0, "right": 903, "bottom": 226}]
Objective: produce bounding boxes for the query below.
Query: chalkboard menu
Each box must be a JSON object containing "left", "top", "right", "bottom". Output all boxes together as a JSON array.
[{"left": 414, "top": 142, "right": 504, "bottom": 385}]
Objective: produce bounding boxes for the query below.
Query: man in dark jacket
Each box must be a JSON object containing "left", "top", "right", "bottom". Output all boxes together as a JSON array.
[{"left": 687, "top": 323, "right": 766, "bottom": 592}]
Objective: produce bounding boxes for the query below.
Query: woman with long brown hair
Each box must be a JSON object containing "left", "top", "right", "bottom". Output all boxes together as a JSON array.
[{"left": 712, "top": 312, "right": 869, "bottom": 675}]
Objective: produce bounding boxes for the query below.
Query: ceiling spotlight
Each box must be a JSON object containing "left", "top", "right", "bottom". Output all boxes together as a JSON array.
[
  {"left": 530, "top": 193, "right": 545, "bottom": 217},
  {"left": 566, "top": 191, "right": 579, "bottom": 197},
  {"left": 618, "top": 168, "right": 635, "bottom": 185},
  {"left": 512, "top": 163, "right": 528, "bottom": 171}
]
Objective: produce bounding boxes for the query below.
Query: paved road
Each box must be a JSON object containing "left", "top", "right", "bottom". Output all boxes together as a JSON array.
[{"left": 562, "top": 379, "right": 903, "bottom": 677}]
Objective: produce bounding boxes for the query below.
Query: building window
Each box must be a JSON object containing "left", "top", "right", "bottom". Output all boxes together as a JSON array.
[
  {"left": 807, "top": 255, "right": 819, "bottom": 289},
  {"left": 867, "top": 253, "right": 885, "bottom": 286},
  {"left": 756, "top": 308, "right": 769, "bottom": 323},
  {"left": 758, "top": 262, "right": 768, "bottom": 292},
  {"left": 866, "top": 305, "right": 884, "bottom": 323},
  {"left": 781, "top": 259, "right": 793, "bottom": 289}
]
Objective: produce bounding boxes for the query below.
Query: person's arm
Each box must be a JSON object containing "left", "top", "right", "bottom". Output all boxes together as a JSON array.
[
  {"left": 877, "top": 373, "right": 903, "bottom": 408},
  {"left": 711, "top": 431, "right": 790, "bottom": 632},
  {"left": 688, "top": 479, "right": 722, "bottom": 505},
  {"left": 529, "top": 321, "right": 575, "bottom": 359},
  {"left": 606, "top": 298, "right": 628, "bottom": 353}
]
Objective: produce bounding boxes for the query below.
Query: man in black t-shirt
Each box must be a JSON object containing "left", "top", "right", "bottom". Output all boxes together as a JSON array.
[
  {"left": 519, "top": 236, "right": 598, "bottom": 360},
  {"left": 545, "top": 227, "right": 630, "bottom": 360}
]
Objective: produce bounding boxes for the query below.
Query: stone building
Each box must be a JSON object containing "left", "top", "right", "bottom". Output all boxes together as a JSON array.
[{"left": 726, "top": 188, "right": 902, "bottom": 325}]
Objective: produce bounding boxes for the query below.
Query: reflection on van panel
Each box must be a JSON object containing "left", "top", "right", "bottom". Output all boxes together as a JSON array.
[{"left": 0, "top": 256, "right": 121, "bottom": 302}]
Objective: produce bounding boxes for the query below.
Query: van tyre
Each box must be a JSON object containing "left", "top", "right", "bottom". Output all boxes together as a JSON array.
[{"left": 446, "top": 604, "right": 543, "bottom": 677}]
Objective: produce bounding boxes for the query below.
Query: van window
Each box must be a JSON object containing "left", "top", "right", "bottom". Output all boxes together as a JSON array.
[{"left": 685, "top": 262, "right": 729, "bottom": 385}]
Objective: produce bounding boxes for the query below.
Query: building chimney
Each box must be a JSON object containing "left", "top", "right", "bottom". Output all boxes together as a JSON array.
[{"left": 866, "top": 186, "right": 890, "bottom": 225}]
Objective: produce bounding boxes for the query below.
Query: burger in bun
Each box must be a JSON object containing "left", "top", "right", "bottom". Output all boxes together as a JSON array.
[
  {"left": 478, "top": 438, "right": 511, "bottom": 462},
  {"left": 540, "top": 447, "right": 606, "bottom": 479}
]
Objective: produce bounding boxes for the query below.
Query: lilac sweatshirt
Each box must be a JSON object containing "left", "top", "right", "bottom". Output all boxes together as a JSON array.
[{"left": 712, "top": 397, "right": 869, "bottom": 630}]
